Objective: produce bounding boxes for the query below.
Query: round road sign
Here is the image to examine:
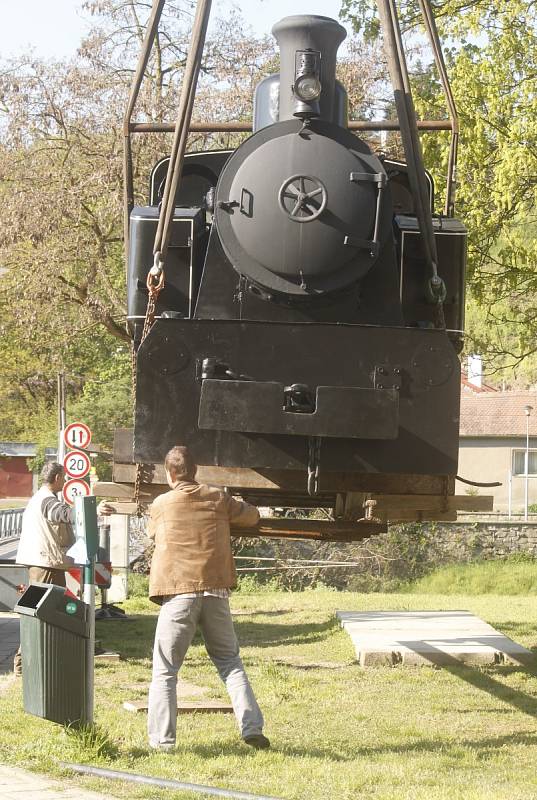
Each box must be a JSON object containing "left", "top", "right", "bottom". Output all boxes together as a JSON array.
[
  {"left": 63, "top": 422, "right": 92, "bottom": 451},
  {"left": 64, "top": 450, "right": 91, "bottom": 479},
  {"left": 63, "top": 478, "right": 91, "bottom": 506}
]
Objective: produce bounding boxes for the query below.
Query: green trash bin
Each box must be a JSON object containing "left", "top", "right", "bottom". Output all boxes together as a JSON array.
[{"left": 14, "top": 583, "right": 90, "bottom": 726}]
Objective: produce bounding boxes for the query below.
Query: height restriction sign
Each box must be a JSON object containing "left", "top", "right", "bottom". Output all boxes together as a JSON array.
[
  {"left": 64, "top": 450, "right": 91, "bottom": 479},
  {"left": 63, "top": 422, "right": 92, "bottom": 451}
]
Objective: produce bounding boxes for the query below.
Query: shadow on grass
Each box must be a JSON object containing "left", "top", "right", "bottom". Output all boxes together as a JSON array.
[
  {"left": 352, "top": 730, "right": 537, "bottom": 760},
  {"left": 233, "top": 618, "right": 338, "bottom": 648},
  {"left": 231, "top": 610, "right": 292, "bottom": 617},
  {"left": 401, "top": 640, "right": 537, "bottom": 719},
  {"left": 122, "top": 729, "right": 537, "bottom": 764},
  {"left": 96, "top": 615, "right": 338, "bottom": 659},
  {"left": 491, "top": 619, "right": 537, "bottom": 643},
  {"left": 96, "top": 615, "right": 156, "bottom": 661}
]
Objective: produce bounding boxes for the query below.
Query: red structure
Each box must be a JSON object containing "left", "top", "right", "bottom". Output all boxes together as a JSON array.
[
  {"left": 0, "top": 457, "right": 32, "bottom": 498},
  {"left": 0, "top": 444, "right": 37, "bottom": 499}
]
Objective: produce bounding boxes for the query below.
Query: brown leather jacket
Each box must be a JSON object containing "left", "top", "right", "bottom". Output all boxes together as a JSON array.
[{"left": 148, "top": 481, "right": 260, "bottom": 603}]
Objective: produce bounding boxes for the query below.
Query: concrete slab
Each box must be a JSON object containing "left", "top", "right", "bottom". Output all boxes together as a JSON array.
[{"left": 336, "top": 610, "right": 535, "bottom": 668}]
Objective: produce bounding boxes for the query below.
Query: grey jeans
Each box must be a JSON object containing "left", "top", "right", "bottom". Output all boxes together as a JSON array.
[{"left": 147, "top": 594, "right": 264, "bottom": 747}]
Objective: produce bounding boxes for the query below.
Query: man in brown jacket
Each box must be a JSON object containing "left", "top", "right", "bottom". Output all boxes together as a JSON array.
[{"left": 147, "top": 445, "right": 269, "bottom": 751}]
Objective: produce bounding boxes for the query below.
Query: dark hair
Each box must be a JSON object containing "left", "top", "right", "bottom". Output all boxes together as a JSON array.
[
  {"left": 164, "top": 446, "right": 197, "bottom": 481},
  {"left": 41, "top": 461, "right": 64, "bottom": 485}
]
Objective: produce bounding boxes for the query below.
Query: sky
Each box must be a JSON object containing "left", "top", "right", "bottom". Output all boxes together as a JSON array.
[{"left": 0, "top": 1, "right": 349, "bottom": 60}]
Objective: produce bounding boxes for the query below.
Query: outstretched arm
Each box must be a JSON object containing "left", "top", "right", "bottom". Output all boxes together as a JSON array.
[
  {"left": 227, "top": 495, "right": 260, "bottom": 528},
  {"left": 41, "top": 496, "right": 73, "bottom": 524}
]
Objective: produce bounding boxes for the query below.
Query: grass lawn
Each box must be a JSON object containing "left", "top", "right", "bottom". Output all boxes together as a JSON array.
[{"left": 2, "top": 589, "right": 537, "bottom": 800}]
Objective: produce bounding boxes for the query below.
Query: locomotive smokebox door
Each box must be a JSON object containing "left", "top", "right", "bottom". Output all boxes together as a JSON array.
[{"left": 214, "top": 119, "right": 393, "bottom": 297}]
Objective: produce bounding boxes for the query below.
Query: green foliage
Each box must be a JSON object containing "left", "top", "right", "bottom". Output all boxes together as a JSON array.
[
  {"left": 63, "top": 723, "right": 119, "bottom": 760},
  {"left": 235, "top": 574, "right": 284, "bottom": 593},
  {"left": 406, "top": 554, "right": 537, "bottom": 595},
  {"left": 127, "top": 572, "right": 149, "bottom": 597},
  {"left": 342, "top": 0, "right": 537, "bottom": 381},
  {"left": 0, "top": 2, "right": 280, "bottom": 441}
]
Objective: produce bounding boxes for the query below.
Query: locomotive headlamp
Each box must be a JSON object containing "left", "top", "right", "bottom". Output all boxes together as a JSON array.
[
  {"left": 293, "top": 49, "right": 321, "bottom": 117},
  {"left": 294, "top": 74, "right": 322, "bottom": 102}
]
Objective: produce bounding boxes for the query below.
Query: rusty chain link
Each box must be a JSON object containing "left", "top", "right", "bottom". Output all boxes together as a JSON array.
[{"left": 131, "top": 253, "right": 165, "bottom": 515}]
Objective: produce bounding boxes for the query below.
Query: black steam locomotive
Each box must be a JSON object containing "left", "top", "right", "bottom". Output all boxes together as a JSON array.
[{"left": 123, "top": 11, "right": 466, "bottom": 521}]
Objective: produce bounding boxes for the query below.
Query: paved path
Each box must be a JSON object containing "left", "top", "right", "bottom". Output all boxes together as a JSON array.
[
  {"left": 337, "top": 609, "right": 535, "bottom": 667},
  {"left": 0, "top": 540, "right": 18, "bottom": 559},
  {"left": 0, "top": 614, "right": 19, "bottom": 675},
  {"left": 0, "top": 620, "right": 120, "bottom": 798},
  {"left": 0, "top": 765, "right": 118, "bottom": 799}
]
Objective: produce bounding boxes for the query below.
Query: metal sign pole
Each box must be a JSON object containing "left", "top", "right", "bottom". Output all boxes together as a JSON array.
[
  {"left": 57, "top": 373, "right": 66, "bottom": 464},
  {"left": 71, "top": 495, "right": 99, "bottom": 727},
  {"left": 83, "top": 556, "right": 95, "bottom": 724}
]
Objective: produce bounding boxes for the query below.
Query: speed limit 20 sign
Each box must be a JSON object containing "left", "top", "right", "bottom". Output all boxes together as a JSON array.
[
  {"left": 64, "top": 449, "right": 91, "bottom": 478},
  {"left": 63, "top": 422, "right": 92, "bottom": 451}
]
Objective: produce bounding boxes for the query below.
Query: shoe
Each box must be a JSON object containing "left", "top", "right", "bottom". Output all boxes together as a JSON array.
[
  {"left": 243, "top": 733, "right": 270, "bottom": 750},
  {"left": 150, "top": 742, "right": 175, "bottom": 752}
]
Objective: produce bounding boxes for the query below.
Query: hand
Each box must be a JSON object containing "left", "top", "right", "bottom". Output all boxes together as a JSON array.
[{"left": 97, "top": 501, "right": 115, "bottom": 516}]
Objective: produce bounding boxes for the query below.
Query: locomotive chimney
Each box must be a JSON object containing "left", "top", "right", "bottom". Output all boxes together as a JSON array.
[{"left": 272, "top": 15, "right": 347, "bottom": 123}]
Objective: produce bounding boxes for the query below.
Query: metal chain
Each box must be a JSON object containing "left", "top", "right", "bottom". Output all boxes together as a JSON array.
[
  {"left": 307, "top": 437, "right": 322, "bottom": 496},
  {"left": 131, "top": 253, "right": 165, "bottom": 515}
]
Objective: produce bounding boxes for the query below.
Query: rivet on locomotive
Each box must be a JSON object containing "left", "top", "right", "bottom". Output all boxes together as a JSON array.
[{"left": 114, "top": 2, "right": 491, "bottom": 534}]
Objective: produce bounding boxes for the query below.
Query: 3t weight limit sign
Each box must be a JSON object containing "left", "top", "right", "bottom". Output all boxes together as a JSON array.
[{"left": 63, "top": 478, "right": 91, "bottom": 505}]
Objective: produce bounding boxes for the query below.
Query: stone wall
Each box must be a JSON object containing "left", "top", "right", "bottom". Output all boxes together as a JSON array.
[
  {"left": 128, "top": 515, "right": 537, "bottom": 591},
  {"left": 419, "top": 518, "right": 537, "bottom": 561}
]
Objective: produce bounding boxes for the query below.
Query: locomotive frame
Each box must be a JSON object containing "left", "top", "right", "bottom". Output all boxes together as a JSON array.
[{"left": 97, "top": 0, "right": 494, "bottom": 538}]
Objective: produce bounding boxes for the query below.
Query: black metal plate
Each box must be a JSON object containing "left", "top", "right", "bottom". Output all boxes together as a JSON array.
[{"left": 199, "top": 380, "right": 398, "bottom": 438}]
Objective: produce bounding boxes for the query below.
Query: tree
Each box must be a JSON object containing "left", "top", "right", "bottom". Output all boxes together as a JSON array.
[
  {"left": 342, "top": 0, "right": 537, "bottom": 383},
  {"left": 0, "top": 1, "right": 277, "bottom": 444}
]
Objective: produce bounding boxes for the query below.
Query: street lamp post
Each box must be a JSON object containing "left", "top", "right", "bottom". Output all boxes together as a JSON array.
[{"left": 524, "top": 405, "right": 533, "bottom": 521}]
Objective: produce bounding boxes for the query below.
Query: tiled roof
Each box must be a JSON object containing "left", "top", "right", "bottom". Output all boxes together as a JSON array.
[{"left": 460, "top": 391, "right": 537, "bottom": 437}]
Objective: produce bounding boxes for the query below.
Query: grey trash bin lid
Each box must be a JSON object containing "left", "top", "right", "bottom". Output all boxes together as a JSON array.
[{"left": 14, "top": 582, "right": 89, "bottom": 638}]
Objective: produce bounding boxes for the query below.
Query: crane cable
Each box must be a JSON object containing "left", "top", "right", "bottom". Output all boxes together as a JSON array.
[
  {"left": 152, "top": 0, "right": 212, "bottom": 276},
  {"left": 131, "top": 0, "right": 212, "bottom": 515},
  {"left": 376, "top": 0, "right": 447, "bottom": 327}
]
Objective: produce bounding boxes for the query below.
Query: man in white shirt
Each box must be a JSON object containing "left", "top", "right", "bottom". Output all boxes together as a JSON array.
[
  {"left": 16, "top": 461, "right": 75, "bottom": 587},
  {"left": 14, "top": 461, "right": 112, "bottom": 675}
]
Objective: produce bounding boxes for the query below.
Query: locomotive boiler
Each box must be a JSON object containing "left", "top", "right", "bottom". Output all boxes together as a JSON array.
[{"left": 110, "top": 1, "right": 491, "bottom": 534}]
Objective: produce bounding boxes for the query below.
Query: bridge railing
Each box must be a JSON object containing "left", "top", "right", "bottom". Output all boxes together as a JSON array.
[{"left": 0, "top": 509, "right": 24, "bottom": 542}]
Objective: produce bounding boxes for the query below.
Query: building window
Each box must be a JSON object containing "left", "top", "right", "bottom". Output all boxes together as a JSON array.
[{"left": 512, "top": 449, "right": 537, "bottom": 476}]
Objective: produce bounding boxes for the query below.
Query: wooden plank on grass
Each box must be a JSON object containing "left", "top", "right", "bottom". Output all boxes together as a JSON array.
[{"left": 123, "top": 699, "right": 233, "bottom": 714}]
